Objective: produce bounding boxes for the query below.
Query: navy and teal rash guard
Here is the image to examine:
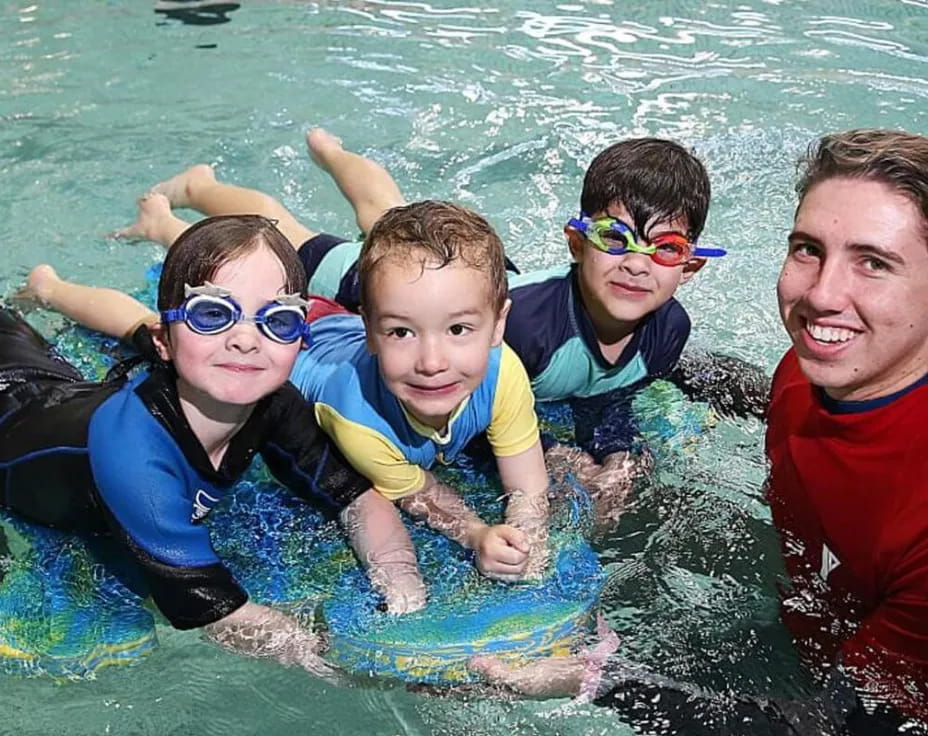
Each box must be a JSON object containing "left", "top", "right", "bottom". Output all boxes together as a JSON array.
[
  {"left": 504, "top": 265, "right": 690, "bottom": 459},
  {"left": 0, "top": 310, "right": 369, "bottom": 629}
]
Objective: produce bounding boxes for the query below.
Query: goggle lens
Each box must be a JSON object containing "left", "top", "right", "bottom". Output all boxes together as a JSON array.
[
  {"left": 649, "top": 234, "right": 693, "bottom": 266},
  {"left": 597, "top": 223, "right": 635, "bottom": 253},
  {"left": 186, "top": 297, "right": 237, "bottom": 334},
  {"left": 261, "top": 305, "right": 306, "bottom": 343}
]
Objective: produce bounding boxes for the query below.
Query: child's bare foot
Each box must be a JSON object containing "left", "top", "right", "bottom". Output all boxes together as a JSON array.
[
  {"left": 306, "top": 127, "right": 404, "bottom": 234},
  {"left": 13, "top": 264, "right": 61, "bottom": 306},
  {"left": 305, "top": 128, "right": 344, "bottom": 172},
  {"left": 150, "top": 163, "right": 216, "bottom": 208},
  {"left": 111, "top": 193, "right": 186, "bottom": 246}
]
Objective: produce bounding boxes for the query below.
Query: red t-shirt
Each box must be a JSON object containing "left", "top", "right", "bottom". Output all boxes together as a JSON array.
[{"left": 766, "top": 349, "right": 928, "bottom": 719}]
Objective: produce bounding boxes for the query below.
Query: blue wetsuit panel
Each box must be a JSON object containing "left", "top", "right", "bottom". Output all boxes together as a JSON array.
[{"left": 89, "top": 373, "right": 226, "bottom": 569}]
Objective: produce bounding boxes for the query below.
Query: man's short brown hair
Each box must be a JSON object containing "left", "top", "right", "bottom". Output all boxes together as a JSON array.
[
  {"left": 358, "top": 201, "right": 508, "bottom": 314},
  {"left": 157, "top": 214, "right": 305, "bottom": 311},
  {"left": 796, "top": 129, "right": 928, "bottom": 241}
]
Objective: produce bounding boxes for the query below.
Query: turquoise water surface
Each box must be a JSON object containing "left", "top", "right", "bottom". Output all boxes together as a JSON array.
[{"left": 1, "top": 1, "right": 927, "bottom": 734}]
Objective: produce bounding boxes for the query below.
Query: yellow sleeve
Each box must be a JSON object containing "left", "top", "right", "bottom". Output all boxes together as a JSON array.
[
  {"left": 314, "top": 404, "right": 425, "bottom": 501},
  {"left": 486, "top": 343, "right": 540, "bottom": 457}
]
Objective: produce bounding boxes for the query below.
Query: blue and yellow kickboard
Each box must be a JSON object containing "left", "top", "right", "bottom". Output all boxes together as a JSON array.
[
  {"left": 207, "top": 468, "right": 604, "bottom": 685},
  {"left": 323, "top": 541, "right": 601, "bottom": 684},
  {"left": 0, "top": 514, "right": 156, "bottom": 678},
  {"left": 0, "top": 264, "right": 712, "bottom": 681}
]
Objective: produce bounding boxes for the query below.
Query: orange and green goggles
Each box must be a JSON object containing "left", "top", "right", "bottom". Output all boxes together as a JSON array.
[{"left": 567, "top": 212, "right": 726, "bottom": 266}]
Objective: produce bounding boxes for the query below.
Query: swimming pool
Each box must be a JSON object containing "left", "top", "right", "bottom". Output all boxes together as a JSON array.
[{"left": 1, "top": 1, "right": 927, "bottom": 733}]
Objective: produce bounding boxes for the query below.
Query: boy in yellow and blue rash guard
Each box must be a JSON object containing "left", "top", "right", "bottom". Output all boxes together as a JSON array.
[
  {"left": 287, "top": 201, "right": 550, "bottom": 586},
  {"left": 290, "top": 311, "right": 539, "bottom": 503}
]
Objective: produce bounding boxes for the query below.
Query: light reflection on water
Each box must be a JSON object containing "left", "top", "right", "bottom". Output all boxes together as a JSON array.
[{"left": 1, "top": 0, "right": 927, "bottom": 733}]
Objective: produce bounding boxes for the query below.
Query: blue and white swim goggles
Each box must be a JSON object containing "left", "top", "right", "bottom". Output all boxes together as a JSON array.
[
  {"left": 161, "top": 283, "right": 313, "bottom": 345},
  {"left": 567, "top": 211, "right": 726, "bottom": 266}
]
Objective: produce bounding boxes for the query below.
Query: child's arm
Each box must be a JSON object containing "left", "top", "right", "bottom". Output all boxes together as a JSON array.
[
  {"left": 206, "top": 601, "right": 339, "bottom": 680},
  {"left": 260, "top": 388, "right": 427, "bottom": 614},
  {"left": 308, "top": 404, "right": 531, "bottom": 583},
  {"left": 398, "top": 471, "right": 531, "bottom": 583},
  {"left": 21, "top": 265, "right": 157, "bottom": 340},
  {"left": 668, "top": 350, "right": 770, "bottom": 420},
  {"left": 497, "top": 440, "right": 551, "bottom": 579},
  {"left": 340, "top": 489, "right": 426, "bottom": 614},
  {"left": 584, "top": 450, "right": 640, "bottom": 536},
  {"left": 485, "top": 345, "right": 552, "bottom": 579}
]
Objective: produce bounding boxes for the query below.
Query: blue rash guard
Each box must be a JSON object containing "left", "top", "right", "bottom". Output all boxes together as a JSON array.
[
  {"left": 0, "top": 309, "right": 369, "bottom": 629},
  {"left": 298, "top": 235, "right": 690, "bottom": 460}
]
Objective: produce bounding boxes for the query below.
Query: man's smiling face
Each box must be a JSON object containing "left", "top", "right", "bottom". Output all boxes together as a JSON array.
[{"left": 777, "top": 176, "right": 928, "bottom": 401}]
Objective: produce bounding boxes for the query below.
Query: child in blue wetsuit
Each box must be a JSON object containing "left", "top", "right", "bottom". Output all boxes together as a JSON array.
[{"left": 2, "top": 215, "right": 419, "bottom": 677}]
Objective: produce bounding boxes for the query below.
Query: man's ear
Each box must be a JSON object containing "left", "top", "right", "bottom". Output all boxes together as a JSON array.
[
  {"left": 564, "top": 225, "right": 585, "bottom": 262},
  {"left": 148, "top": 322, "right": 173, "bottom": 362},
  {"left": 491, "top": 298, "right": 512, "bottom": 347},
  {"left": 679, "top": 257, "right": 706, "bottom": 285}
]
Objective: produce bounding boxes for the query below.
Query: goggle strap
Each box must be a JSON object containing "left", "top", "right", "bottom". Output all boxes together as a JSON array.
[
  {"left": 692, "top": 247, "right": 727, "bottom": 258},
  {"left": 566, "top": 217, "right": 589, "bottom": 232},
  {"left": 161, "top": 308, "right": 185, "bottom": 323}
]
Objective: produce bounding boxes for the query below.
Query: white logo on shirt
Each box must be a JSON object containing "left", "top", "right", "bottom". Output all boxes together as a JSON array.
[
  {"left": 820, "top": 542, "right": 841, "bottom": 581},
  {"left": 191, "top": 488, "right": 220, "bottom": 522}
]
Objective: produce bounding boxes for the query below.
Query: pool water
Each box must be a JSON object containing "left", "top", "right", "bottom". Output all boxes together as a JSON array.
[{"left": 1, "top": 1, "right": 927, "bottom": 734}]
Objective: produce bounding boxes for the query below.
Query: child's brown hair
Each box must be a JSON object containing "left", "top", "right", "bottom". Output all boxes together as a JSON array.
[
  {"left": 158, "top": 215, "right": 305, "bottom": 311},
  {"left": 359, "top": 201, "right": 508, "bottom": 314}
]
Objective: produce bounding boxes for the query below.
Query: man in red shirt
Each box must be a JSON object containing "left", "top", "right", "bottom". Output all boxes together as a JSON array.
[{"left": 768, "top": 128, "right": 928, "bottom": 723}]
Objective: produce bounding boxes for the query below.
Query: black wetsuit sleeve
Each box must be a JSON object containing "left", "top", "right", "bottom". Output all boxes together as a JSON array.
[
  {"left": 668, "top": 350, "right": 770, "bottom": 420},
  {"left": 258, "top": 383, "right": 372, "bottom": 512},
  {"left": 99, "top": 500, "right": 248, "bottom": 630},
  {"left": 592, "top": 660, "right": 925, "bottom": 735}
]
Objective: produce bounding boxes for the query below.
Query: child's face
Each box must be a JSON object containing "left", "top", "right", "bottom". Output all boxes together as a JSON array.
[
  {"left": 154, "top": 246, "right": 301, "bottom": 409},
  {"left": 363, "top": 256, "right": 509, "bottom": 430},
  {"left": 567, "top": 203, "right": 702, "bottom": 336}
]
